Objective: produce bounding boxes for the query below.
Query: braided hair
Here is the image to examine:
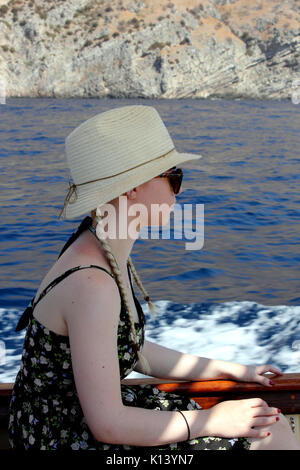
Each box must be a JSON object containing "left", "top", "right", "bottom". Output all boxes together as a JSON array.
[{"left": 91, "top": 208, "right": 155, "bottom": 376}]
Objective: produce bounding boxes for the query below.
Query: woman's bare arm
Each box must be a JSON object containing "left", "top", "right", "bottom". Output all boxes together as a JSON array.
[
  {"left": 63, "top": 269, "right": 208, "bottom": 445},
  {"left": 134, "top": 341, "right": 282, "bottom": 386},
  {"left": 63, "top": 271, "right": 278, "bottom": 446},
  {"left": 134, "top": 340, "right": 243, "bottom": 381}
]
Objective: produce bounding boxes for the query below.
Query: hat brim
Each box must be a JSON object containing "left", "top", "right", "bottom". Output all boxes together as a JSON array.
[{"left": 60, "top": 149, "right": 202, "bottom": 220}]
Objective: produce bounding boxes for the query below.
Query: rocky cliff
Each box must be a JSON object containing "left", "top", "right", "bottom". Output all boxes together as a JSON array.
[{"left": 0, "top": 0, "right": 299, "bottom": 99}]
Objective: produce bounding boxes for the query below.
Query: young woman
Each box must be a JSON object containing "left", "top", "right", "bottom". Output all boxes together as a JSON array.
[{"left": 8, "top": 105, "right": 299, "bottom": 450}]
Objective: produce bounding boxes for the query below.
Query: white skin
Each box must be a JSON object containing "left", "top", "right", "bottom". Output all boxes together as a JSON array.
[
  {"left": 91, "top": 169, "right": 177, "bottom": 272},
  {"left": 64, "top": 170, "right": 300, "bottom": 449}
]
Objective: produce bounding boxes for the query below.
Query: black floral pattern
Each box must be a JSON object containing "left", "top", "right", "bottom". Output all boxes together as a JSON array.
[
  {"left": 8, "top": 215, "right": 251, "bottom": 452},
  {"left": 8, "top": 294, "right": 251, "bottom": 450}
]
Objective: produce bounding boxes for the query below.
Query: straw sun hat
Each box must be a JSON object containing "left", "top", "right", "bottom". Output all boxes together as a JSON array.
[{"left": 58, "top": 105, "right": 202, "bottom": 220}]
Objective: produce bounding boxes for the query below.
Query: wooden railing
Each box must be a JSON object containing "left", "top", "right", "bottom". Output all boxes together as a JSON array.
[
  {"left": 1, "top": 373, "right": 300, "bottom": 449},
  {"left": 123, "top": 373, "right": 300, "bottom": 444}
]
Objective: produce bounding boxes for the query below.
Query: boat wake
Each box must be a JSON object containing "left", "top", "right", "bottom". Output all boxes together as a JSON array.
[{"left": 1, "top": 300, "right": 300, "bottom": 382}]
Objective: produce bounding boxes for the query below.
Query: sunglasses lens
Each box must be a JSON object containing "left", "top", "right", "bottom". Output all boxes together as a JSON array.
[
  {"left": 169, "top": 169, "right": 183, "bottom": 194},
  {"left": 157, "top": 168, "right": 183, "bottom": 194}
]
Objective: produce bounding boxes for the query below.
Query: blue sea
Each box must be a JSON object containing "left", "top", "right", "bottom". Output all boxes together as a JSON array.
[{"left": 1, "top": 97, "right": 300, "bottom": 383}]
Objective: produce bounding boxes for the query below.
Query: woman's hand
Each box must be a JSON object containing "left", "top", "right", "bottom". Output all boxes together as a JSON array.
[
  {"left": 205, "top": 398, "right": 280, "bottom": 439},
  {"left": 226, "top": 364, "right": 283, "bottom": 387}
]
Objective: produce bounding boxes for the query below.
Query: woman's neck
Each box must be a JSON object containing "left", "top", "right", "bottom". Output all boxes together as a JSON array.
[{"left": 88, "top": 223, "right": 137, "bottom": 271}]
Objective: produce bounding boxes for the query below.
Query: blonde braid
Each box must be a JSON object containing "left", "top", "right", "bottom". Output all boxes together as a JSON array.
[
  {"left": 94, "top": 211, "right": 151, "bottom": 375},
  {"left": 127, "top": 256, "right": 156, "bottom": 320}
]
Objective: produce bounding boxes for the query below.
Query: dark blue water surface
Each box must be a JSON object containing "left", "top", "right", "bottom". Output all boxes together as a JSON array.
[
  {"left": 1, "top": 98, "right": 299, "bottom": 307},
  {"left": 1, "top": 97, "right": 300, "bottom": 381}
]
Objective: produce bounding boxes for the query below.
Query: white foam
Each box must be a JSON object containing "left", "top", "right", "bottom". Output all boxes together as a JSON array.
[
  {"left": 1, "top": 300, "right": 300, "bottom": 383},
  {"left": 129, "top": 300, "right": 300, "bottom": 378}
]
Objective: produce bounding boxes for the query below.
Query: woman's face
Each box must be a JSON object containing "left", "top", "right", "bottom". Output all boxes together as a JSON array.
[
  {"left": 131, "top": 168, "right": 182, "bottom": 228},
  {"left": 96, "top": 168, "right": 183, "bottom": 236}
]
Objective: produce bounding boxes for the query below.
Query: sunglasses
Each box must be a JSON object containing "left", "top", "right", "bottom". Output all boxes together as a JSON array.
[{"left": 155, "top": 167, "right": 183, "bottom": 194}]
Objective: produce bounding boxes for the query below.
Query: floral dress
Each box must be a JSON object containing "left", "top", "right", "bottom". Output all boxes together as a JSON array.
[{"left": 8, "top": 217, "right": 251, "bottom": 451}]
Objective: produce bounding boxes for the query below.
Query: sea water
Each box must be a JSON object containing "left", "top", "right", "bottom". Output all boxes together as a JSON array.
[{"left": 0, "top": 97, "right": 299, "bottom": 382}]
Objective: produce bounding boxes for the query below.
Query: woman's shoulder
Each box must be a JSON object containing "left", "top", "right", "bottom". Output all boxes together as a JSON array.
[{"left": 32, "top": 234, "right": 118, "bottom": 336}]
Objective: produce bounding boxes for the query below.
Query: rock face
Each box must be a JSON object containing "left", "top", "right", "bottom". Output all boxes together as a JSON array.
[{"left": 0, "top": 0, "right": 299, "bottom": 99}]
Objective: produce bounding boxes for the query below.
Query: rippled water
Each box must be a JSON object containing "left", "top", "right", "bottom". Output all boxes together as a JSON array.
[{"left": 1, "top": 97, "right": 300, "bottom": 381}]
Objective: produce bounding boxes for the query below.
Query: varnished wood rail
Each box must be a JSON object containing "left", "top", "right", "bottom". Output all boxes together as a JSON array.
[
  {"left": 122, "top": 373, "right": 300, "bottom": 445},
  {"left": 1, "top": 373, "right": 300, "bottom": 449},
  {"left": 122, "top": 373, "right": 300, "bottom": 414}
]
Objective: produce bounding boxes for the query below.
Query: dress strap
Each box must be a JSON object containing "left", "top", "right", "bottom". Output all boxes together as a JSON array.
[{"left": 15, "top": 265, "right": 115, "bottom": 332}]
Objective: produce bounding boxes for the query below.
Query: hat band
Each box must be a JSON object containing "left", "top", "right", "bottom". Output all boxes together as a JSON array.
[{"left": 58, "top": 148, "right": 175, "bottom": 219}]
